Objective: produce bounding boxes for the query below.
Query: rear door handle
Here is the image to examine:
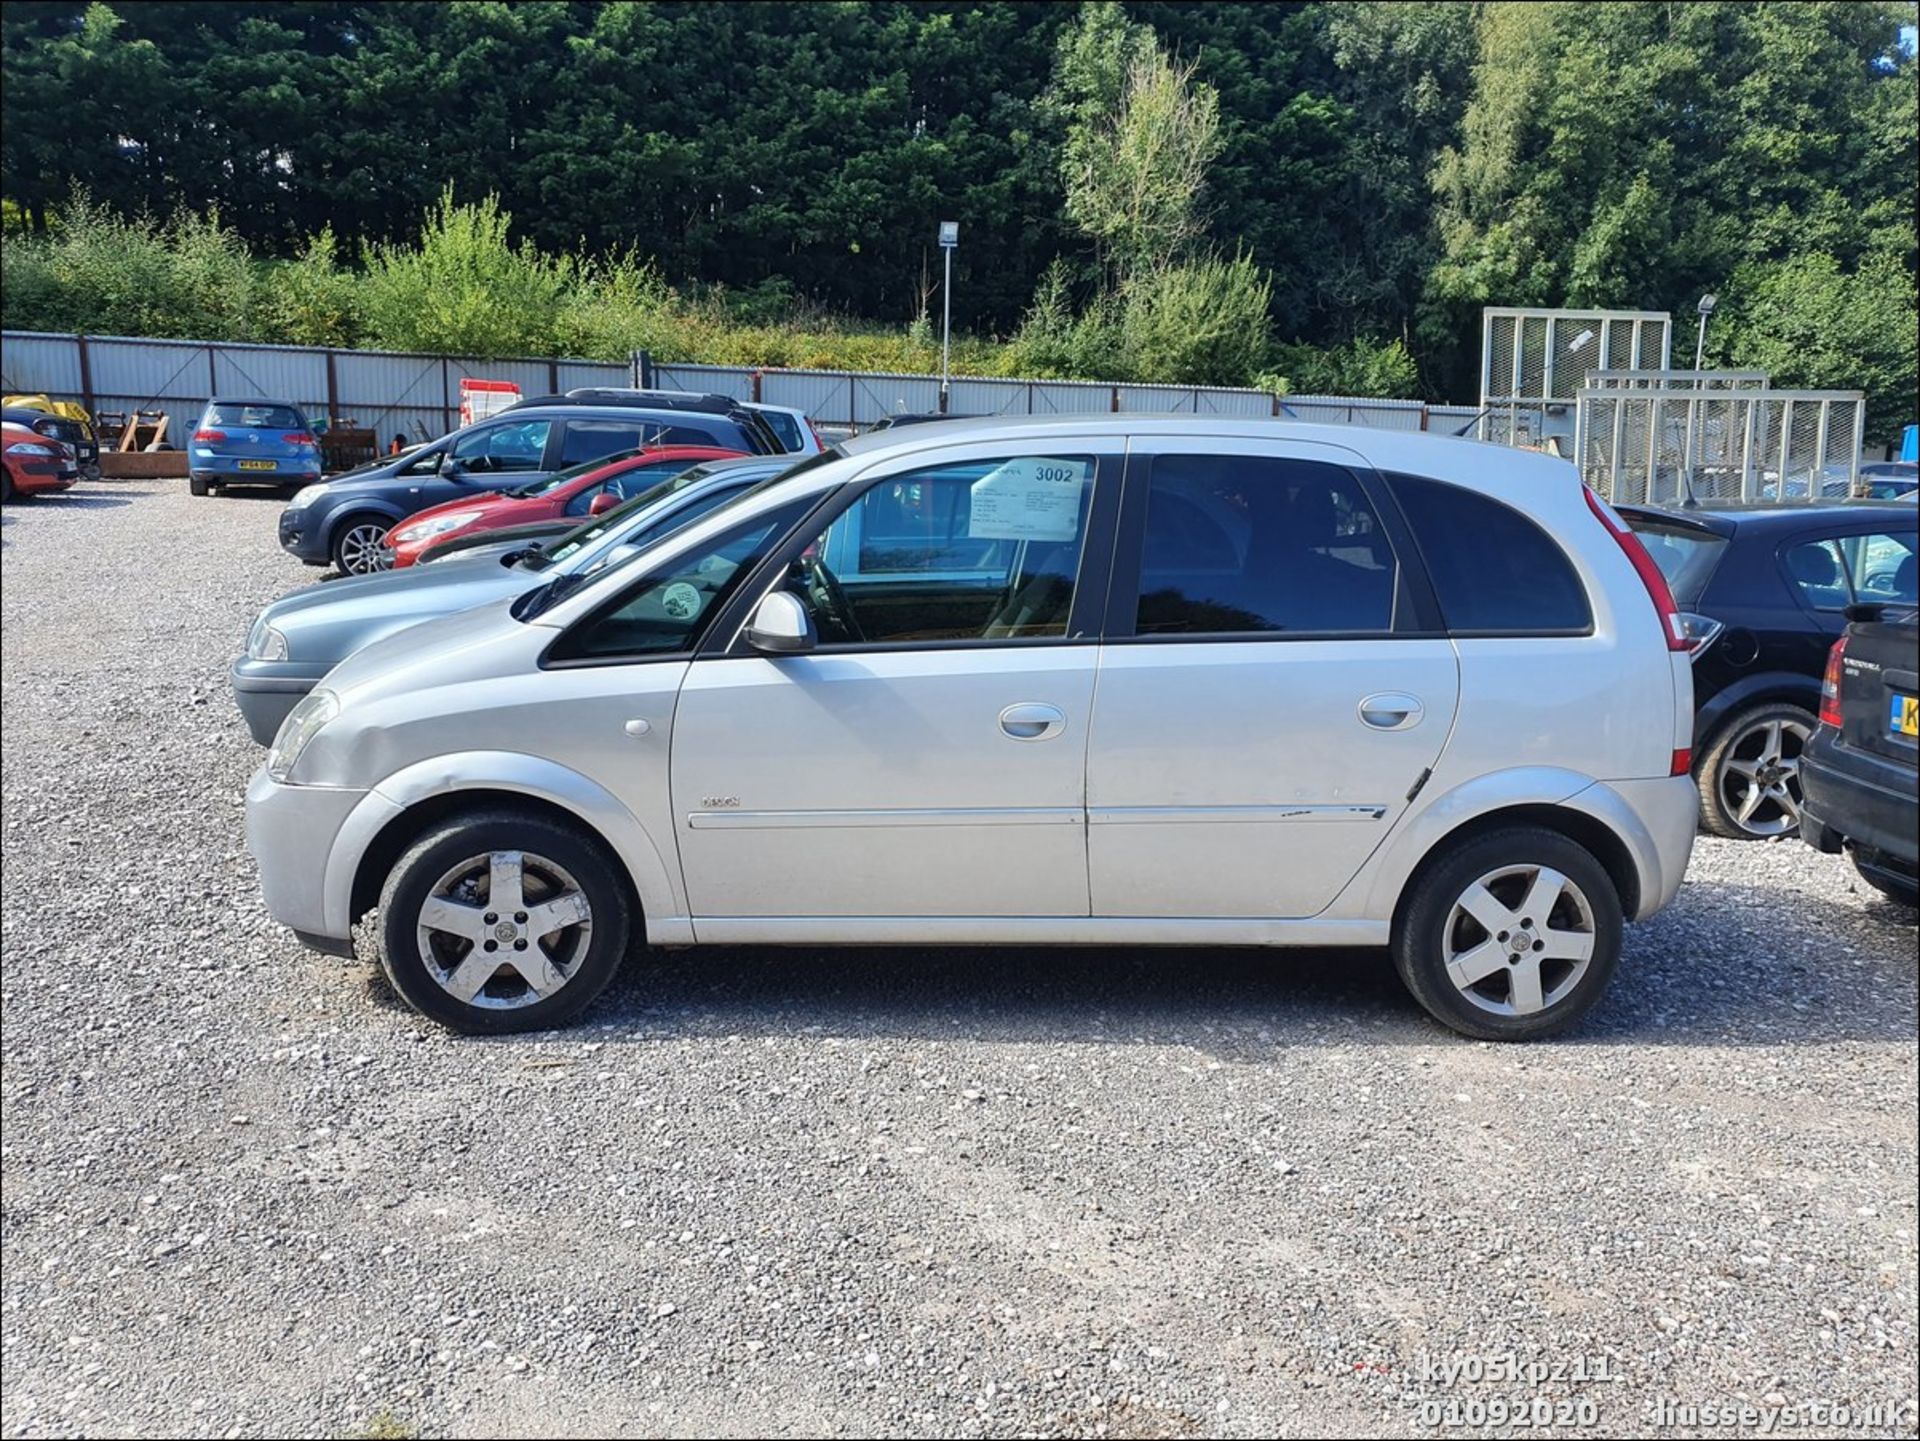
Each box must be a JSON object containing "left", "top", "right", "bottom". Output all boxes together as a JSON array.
[
  {"left": 999, "top": 702, "right": 1066, "bottom": 741},
  {"left": 1359, "top": 693, "right": 1425, "bottom": 731}
]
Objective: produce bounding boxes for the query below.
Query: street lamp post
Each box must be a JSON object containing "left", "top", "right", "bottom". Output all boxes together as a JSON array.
[
  {"left": 1693, "top": 292, "right": 1718, "bottom": 371},
  {"left": 938, "top": 221, "right": 959, "bottom": 413}
]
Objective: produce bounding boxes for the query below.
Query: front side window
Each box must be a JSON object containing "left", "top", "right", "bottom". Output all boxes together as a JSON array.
[
  {"left": 1388, "top": 473, "right": 1591, "bottom": 634},
  {"left": 545, "top": 502, "right": 808, "bottom": 661},
  {"left": 1135, "top": 455, "right": 1398, "bottom": 635},
  {"left": 782, "top": 454, "right": 1097, "bottom": 645},
  {"left": 452, "top": 418, "right": 551, "bottom": 473}
]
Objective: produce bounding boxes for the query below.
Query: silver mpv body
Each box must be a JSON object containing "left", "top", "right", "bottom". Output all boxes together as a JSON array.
[{"left": 247, "top": 417, "right": 1697, "bottom": 1040}]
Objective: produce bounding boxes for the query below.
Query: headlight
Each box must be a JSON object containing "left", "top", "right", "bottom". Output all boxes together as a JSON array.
[
  {"left": 5, "top": 441, "right": 62, "bottom": 458},
  {"left": 247, "top": 616, "right": 289, "bottom": 661},
  {"left": 267, "top": 689, "right": 339, "bottom": 784},
  {"left": 287, "top": 483, "right": 329, "bottom": 511},
  {"left": 393, "top": 511, "right": 482, "bottom": 545}
]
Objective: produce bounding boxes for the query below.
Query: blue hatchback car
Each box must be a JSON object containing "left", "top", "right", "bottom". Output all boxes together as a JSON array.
[{"left": 190, "top": 398, "right": 323, "bottom": 495}]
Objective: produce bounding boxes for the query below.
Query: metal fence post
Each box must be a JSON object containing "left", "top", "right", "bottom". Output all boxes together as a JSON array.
[
  {"left": 76, "top": 334, "right": 95, "bottom": 416},
  {"left": 548, "top": 359, "right": 559, "bottom": 394},
  {"left": 324, "top": 349, "right": 339, "bottom": 423},
  {"left": 441, "top": 357, "right": 452, "bottom": 435}
]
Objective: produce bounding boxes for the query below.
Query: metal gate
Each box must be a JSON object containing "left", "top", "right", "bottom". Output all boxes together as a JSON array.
[
  {"left": 1576, "top": 387, "right": 1865, "bottom": 503},
  {"left": 1480, "top": 307, "right": 1673, "bottom": 452}
]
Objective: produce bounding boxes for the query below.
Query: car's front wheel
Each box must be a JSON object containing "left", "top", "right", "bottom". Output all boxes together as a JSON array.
[
  {"left": 330, "top": 514, "right": 393, "bottom": 575},
  {"left": 377, "top": 808, "right": 633, "bottom": 1034},
  {"left": 1697, "top": 702, "right": 1813, "bottom": 840},
  {"left": 1393, "top": 827, "right": 1624, "bottom": 1041}
]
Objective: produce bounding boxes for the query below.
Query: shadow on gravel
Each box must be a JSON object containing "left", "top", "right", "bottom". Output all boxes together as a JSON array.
[
  {"left": 13, "top": 491, "right": 133, "bottom": 510},
  {"left": 475, "top": 878, "right": 1913, "bottom": 1055}
]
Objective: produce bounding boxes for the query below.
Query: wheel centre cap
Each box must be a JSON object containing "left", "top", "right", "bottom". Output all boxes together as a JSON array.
[{"left": 494, "top": 921, "right": 518, "bottom": 943}]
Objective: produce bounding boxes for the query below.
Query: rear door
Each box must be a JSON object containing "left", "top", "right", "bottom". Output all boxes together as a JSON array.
[{"left": 1084, "top": 437, "right": 1460, "bottom": 919}]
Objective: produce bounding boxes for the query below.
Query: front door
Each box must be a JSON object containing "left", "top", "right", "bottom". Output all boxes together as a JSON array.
[
  {"left": 1086, "top": 439, "right": 1460, "bottom": 918},
  {"left": 670, "top": 444, "right": 1118, "bottom": 920}
]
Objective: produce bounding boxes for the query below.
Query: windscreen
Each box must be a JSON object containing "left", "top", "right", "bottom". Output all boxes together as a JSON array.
[{"left": 1626, "top": 520, "right": 1731, "bottom": 605}]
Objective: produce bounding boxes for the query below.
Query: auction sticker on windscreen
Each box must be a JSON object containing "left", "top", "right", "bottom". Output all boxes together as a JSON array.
[{"left": 969, "top": 457, "right": 1090, "bottom": 541}]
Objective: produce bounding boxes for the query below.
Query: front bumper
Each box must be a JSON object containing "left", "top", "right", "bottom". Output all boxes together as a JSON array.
[
  {"left": 231, "top": 657, "right": 329, "bottom": 745},
  {"left": 277, "top": 507, "right": 330, "bottom": 565},
  {"left": 7, "top": 458, "right": 78, "bottom": 494},
  {"left": 1800, "top": 729, "right": 1919, "bottom": 870},
  {"left": 246, "top": 767, "right": 372, "bottom": 945}
]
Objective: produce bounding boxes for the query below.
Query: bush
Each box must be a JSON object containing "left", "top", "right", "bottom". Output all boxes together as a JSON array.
[
  {"left": 1264, "top": 335, "right": 1419, "bottom": 398},
  {"left": 257, "top": 227, "right": 361, "bottom": 347},
  {"left": 357, "top": 188, "right": 574, "bottom": 357},
  {"left": 1117, "top": 253, "right": 1272, "bottom": 385}
]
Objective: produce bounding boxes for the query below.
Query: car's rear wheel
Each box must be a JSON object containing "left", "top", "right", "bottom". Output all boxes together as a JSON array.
[
  {"left": 377, "top": 809, "right": 633, "bottom": 1034},
  {"left": 1698, "top": 702, "right": 1814, "bottom": 840},
  {"left": 331, "top": 514, "right": 392, "bottom": 575},
  {"left": 1393, "top": 826, "right": 1623, "bottom": 1041}
]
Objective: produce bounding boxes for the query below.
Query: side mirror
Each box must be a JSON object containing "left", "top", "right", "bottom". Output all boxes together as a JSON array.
[
  {"left": 588, "top": 491, "right": 620, "bottom": 516},
  {"left": 744, "top": 589, "right": 816, "bottom": 655},
  {"left": 438, "top": 454, "right": 465, "bottom": 478}
]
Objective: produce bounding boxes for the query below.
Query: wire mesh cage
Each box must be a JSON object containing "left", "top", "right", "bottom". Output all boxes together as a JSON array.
[
  {"left": 1480, "top": 308, "right": 1673, "bottom": 450},
  {"left": 1576, "top": 388, "right": 1866, "bottom": 503}
]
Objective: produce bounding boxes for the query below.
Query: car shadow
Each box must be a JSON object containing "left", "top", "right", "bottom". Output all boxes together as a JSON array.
[
  {"left": 17, "top": 490, "right": 134, "bottom": 510},
  {"left": 365, "top": 880, "right": 1915, "bottom": 1054}
]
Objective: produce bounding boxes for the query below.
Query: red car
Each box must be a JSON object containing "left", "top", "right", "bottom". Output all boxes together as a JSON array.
[
  {"left": 2, "top": 421, "right": 80, "bottom": 501},
  {"left": 382, "top": 445, "right": 745, "bottom": 567}
]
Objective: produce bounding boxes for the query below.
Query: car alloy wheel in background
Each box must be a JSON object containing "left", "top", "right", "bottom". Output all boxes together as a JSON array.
[{"left": 1704, "top": 705, "right": 1812, "bottom": 839}]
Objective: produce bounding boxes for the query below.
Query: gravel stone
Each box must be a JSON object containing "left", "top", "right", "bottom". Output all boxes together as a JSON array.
[{"left": 2, "top": 477, "right": 1916, "bottom": 1438}]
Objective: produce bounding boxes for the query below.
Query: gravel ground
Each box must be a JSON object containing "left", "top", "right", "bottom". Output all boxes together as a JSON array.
[{"left": 2, "top": 477, "right": 1916, "bottom": 1440}]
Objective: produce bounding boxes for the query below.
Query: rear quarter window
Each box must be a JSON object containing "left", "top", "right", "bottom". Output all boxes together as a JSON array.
[{"left": 1387, "top": 473, "right": 1592, "bottom": 634}]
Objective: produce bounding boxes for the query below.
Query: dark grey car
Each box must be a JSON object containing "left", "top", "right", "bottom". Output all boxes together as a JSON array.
[{"left": 236, "top": 455, "right": 795, "bottom": 742}]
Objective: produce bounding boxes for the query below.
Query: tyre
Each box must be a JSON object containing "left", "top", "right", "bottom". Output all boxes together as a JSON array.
[
  {"left": 1392, "top": 826, "right": 1623, "bottom": 1041},
  {"left": 376, "top": 808, "right": 633, "bottom": 1034},
  {"left": 1852, "top": 855, "right": 1919, "bottom": 911},
  {"left": 330, "top": 513, "right": 393, "bottom": 575},
  {"left": 189, "top": 475, "right": 211, "bottom": 497},
  {"left": 1, "top": 467, "right": 15, "bottom": 503},
  {"left": 1696, "top": 702, "right": 1814, "bottom": 840}
]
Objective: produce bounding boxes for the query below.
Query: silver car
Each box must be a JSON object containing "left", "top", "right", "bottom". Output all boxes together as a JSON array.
[
  {"left": 247, "top": 417, "right": 1698, "bottom": 1041},
  {"left": 231, "top": 455, "right": 794, "bottom": 743}
]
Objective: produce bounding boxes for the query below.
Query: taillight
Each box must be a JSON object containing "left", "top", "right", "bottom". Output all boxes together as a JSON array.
[
  {"left": 193, "top": 429, "right": 226, "bottom": 443},
  {"left": 808, "top": 422, "right": 829, "bottom": 451},
  {"left": 1585, "top": 487, "right": 1688, "bottom": 651},
  {"left": 282, "top": 432, "right": 314, "bottom": 444},
  {"left": 1819, "top": 636, "right": 1847, "bottom": 728}
]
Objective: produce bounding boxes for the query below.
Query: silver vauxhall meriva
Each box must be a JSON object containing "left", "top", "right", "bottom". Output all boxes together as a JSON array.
[{"left": 246, "top": 417, "right": 1698, "bottom": 1041}]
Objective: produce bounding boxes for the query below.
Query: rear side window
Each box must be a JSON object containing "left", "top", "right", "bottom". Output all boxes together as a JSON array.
[
  {"left": 560, "top": 420, "right": 650, "bottom": 465},
  {"left": 205, "top": 403, "right": 302, "bottom": 429},
  {"left": 757, "top": 411, "right": 806, "bottom": 452},
  {"left": 1134, "top": 455, "right": 1399, "bottom": 635},
  {"left": 1388, "top": 474, "right": 1591, "bottom": 634}
]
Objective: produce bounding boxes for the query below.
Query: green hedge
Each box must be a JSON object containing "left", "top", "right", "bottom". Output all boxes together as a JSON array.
[{"left": 0, "top": 193, "right": 1420, "bottom": 398}]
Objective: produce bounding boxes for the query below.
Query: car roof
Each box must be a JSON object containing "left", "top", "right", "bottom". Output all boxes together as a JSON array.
[
  {"left": 836, "top": 413, "right": 1581, "bottom": 482},
  {"left": 205, "top": 397, "right": 304, "bottom": 408}
]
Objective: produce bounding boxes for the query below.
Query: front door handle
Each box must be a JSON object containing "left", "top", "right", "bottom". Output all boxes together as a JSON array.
[
  {"left": 1358, "top": 693, "right": 1425, "bottom": 731},
  {"left": 999, "top": 702, "right": 1066, "bottom": 741}
]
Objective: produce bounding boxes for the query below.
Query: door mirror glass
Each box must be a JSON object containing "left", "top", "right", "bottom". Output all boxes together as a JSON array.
[{"left": 745, "top": 589, "right": 817, "bottom": 654}]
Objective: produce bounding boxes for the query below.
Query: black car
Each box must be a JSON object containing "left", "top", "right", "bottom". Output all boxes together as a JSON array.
[
  {"left": 1620, "top": 502, "right": 1918, "bottom": 840},
  {"left": 1800, "top": 603, "right": 1918, "bottom": 908},
  {"left": 276, "top": 392, "right": 780, "bottom": 575},
  {"left": 2, "top": 404, "right": 99, "bottom": 479}
]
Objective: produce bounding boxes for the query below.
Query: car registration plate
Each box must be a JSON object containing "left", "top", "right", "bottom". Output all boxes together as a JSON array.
[
  {"left": 1891, "top": 694, "right": 1918, "bottom": 739},
  {"left": 238, "top": 459, "right": 278, "bottom": 471}
]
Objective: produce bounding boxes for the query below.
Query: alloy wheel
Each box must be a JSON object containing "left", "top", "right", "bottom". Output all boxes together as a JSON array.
[
  {"left": 1441, "top": 863, "right": 1598, "bottom": 1018},
  {"left": 414, "top": 850, "right": 595, "bottom": 1010},
  {"left": 1716, "top": 715, "right": 1810, "bottom": 837},
  {"left": 336, "top": 522, "right": 392, "bottom": 575}
]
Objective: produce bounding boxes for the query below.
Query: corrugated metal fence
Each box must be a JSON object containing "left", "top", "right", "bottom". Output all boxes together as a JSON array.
[
  {"left": 2, "top": 331, "right": 1480, "bottom": 449},
  {"left": 0, "top": 331, "right": 626, "bottom": 450}
]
